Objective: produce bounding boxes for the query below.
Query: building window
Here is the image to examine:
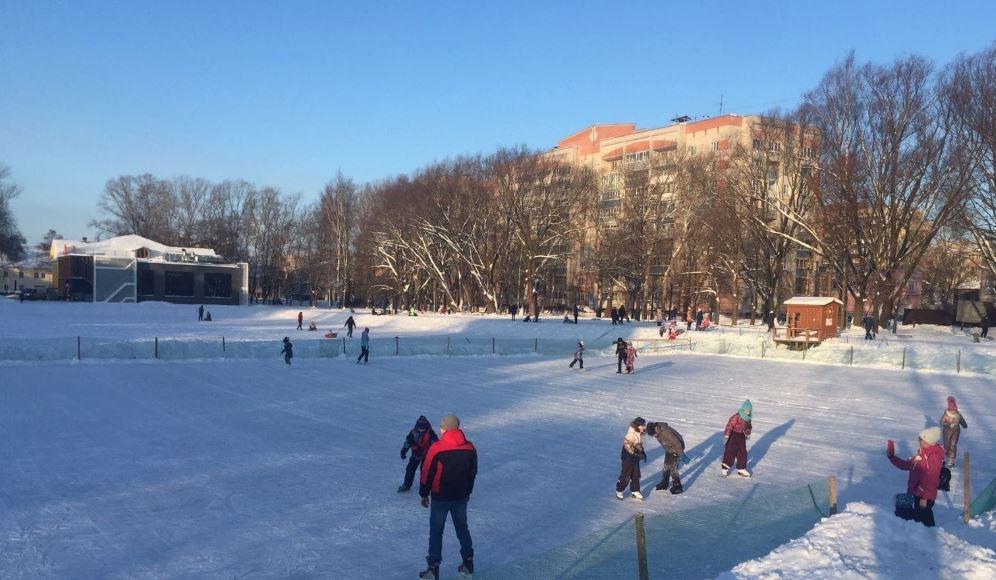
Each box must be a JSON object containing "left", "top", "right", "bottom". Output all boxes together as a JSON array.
[
  {"left": 40, "top": 273, "right": 45, "bottom": 279},
  {"left": 753, "top": 139, "right": 763, "bottom": 150},
  {"left": 19, "top": 271, "right": 24, "bottom": 278},
  {"left": 138, "top": 269, "right": 155, "bottom": 296},
  {"left": 711, "top": 141, "right": 719, "bottom": 152},
  {"left": 34, "top": 272, "right": 39, "bottom": 278},
  {"left": 688, "top": 146, "right": 696, "bottom": 156},
  {"left": 624, "top": 151, "right": 649, "bottom": 164},
  {"left": 768, "top": 141, "right": 781, "bottom": 152},
  {"left": 165, "top": 271, "right": 195, "bottom": 297},
  {"left": 801, "top": 145, "right": 814, "bottom": 158},
  {"left": 204, "top": 272, "right": 232, "bottom": 298}
]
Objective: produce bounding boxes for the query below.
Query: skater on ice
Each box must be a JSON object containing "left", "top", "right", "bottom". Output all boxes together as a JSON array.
[
  {"left": 198, "top": 304, "right": 204, "bottom": 321},
  {"left": 297, "top": 311, "right": 303, "bottom": 330},
  {"left": 569, "top": 340, "right": 584, "bottom": 369},
  {"left": 418, "top": 415, "right": 476, "bottom": 580},
  {"left": 399, "top": 415, "right": 438, "bottom": 492},
  {"left": 887, "top": 426, "right": 944, "bottom": 527},
  {"left": 357, "top": 327, "right": 370, "bottom": 364},
  {"left": 625, "top": 341, "right": 637, "bottom": 373},
  {"left": 615, "top": 417, "right": 647, "bottom": 501},
  {"left": 615, "top": 337, "right": 627, "bottom": 373},
  {"left": 646, "top": 422, "right": 686, "bottom": 494},
  {"left": 344, "top": 315, "right": 356, "bottom": 338},
  {"left": 939, "top": 396, "right": 968, "bottom": 468},
  {"left": 722, "top": 400, "right": 753, "bottom": 477},
  {"left": 280, "top": 337, "right": 293, "bottom": 367}
]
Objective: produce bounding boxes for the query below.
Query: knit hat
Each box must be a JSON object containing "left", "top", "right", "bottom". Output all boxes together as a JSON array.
[
  {"left": 415, "top": 415, "right": 431, "bottom": 430},
  {"left": 919, "top": 426, "right": 941, "bottom": 445},
  {"left": 632, "top": 417, "right": 647, "bottom": 428},
  {"left": 947, "top": 396, "right": 958, "bottom": 412},
  {"left": 440, "top": 415, "right": 460, "bottom": 431},
  {"left": 738, "top": 399, "right": 753, "bottom": 421}
]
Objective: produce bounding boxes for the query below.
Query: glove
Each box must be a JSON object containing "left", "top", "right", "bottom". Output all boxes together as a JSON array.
[
  {"left": 681, "top": 454, "right": 690, "bottom": 466},
  {"left": 420, "top": 496, "right": 430, "bottom": 508},
  {"left": 887, "top": 439, "right": 895, "bottom": 458},
  {"left": 401, "top": 449, "right": 407, "bottom": 460}
]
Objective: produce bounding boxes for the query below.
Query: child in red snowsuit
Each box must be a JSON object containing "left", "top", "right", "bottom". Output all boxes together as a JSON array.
[
  {"left": 398, "top": 416, "right": 439, "bottom": 492},
  {"left": 887, "top": 426, "right": 944, "bottom": 527},
  {"left": 625, "top": 342, "right": 637, "bottom": 373},
  {"left": 722, "top": 400, "right": 752, "bottom": 477}
]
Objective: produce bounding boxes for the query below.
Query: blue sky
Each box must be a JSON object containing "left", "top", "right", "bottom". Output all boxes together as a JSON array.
[{"left": 2, "top": 1, "right": 994, "bottom": 242}]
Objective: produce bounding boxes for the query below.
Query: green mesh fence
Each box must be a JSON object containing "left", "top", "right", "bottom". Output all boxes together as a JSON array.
[
  {"left": 969, "top": 476, "right": 996, "bottom": 519},
  {"left": 475, "top": 479, "right": 830, "bottom": 580}
]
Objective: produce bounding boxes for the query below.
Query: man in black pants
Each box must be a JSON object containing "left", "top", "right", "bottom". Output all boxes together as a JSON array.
[
  {"left": 573, "top": 304, "right": 580, "bottom": 324},
  {"left": 982, "top": 314, "right": 990, "bottom": 339},
  {"left": 615, "top": 337, "right": 627, "bottom": 373}
]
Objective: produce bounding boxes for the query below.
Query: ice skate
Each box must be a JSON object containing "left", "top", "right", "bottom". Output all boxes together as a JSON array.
[
  {"left": 736, "top": 469, "right": 751, "bottom": 478},
  {"left": 721, "top": 464, "right": 730, "bottom": 477},
  {"left": 615, "top": 491, "right": 624, "bottom": 500},
  {"left": 419, "top": 563, "right": 439, "bottom": 580},
  {"left": 631, "top": 491, "right": 644, "bottom": 501},
  {"left": 458, "top": 558, "right": 474, "bottom": 578},
  {"left": 397, "top": 485, "right": 410, "bottom": 492},
  {"left": 669, "top": 482, "right": 684, "bottom": 495}
]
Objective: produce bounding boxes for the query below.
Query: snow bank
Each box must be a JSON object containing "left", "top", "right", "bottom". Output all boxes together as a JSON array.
[{"left": 722, "top": 503, "right": 996, "bottom": 579}]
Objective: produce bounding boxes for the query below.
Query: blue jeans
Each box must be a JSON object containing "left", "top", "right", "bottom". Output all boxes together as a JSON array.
[{"left": 427, "top": 499, "right": 473, "bottom": 566}]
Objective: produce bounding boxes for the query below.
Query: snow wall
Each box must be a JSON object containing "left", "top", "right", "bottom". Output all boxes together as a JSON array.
[
  {"left": 2, "top": 332, "right": 993, "bottom": 377},
  {"left": 475, "top": 479, "right": 830, "bottom": 580}
]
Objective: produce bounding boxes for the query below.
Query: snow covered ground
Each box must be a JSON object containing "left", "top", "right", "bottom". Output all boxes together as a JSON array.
[
  {"left": 1, "top": 335, "right": 995, "bottom": 577},
  {"left": 723, "top": 503, "right": 996, "bottom": 579}
]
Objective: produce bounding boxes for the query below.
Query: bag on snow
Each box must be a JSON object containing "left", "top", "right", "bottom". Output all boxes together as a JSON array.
[{"left": 938, "top": 466, "right": 952, "bottom": 492}]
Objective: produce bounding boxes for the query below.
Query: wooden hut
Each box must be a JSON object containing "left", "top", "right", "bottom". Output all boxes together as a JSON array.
[{"left": 774, "top": 296, "right": 844, "bottom": 347}]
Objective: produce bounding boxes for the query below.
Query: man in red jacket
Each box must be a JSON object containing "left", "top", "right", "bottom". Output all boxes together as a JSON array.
[
  {"left": 419, "top": 415, "right": 477, "bottom": 580},
  {"left": 888, "top": 426, "right": 944, "bottom": 527}
]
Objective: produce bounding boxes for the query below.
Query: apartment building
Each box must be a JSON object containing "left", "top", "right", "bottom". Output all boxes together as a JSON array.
[{"left": 546, "top": 114, "right": 817, "bottom": 318}]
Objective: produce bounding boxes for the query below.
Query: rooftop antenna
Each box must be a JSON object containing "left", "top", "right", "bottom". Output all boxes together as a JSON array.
[{"left": 718, "top": 93, "right": 724, "bottom": 114}]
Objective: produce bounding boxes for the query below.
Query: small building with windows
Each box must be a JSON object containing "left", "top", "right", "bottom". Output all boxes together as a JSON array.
[
  {"left": 1, "top": 250, "right": 55, "bottom": 296},
  {"left": 51, "top": 235, "right": 248, "bottom": 305}
]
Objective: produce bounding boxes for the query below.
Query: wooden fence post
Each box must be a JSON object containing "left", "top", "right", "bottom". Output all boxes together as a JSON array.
[
  {"left": 222, "top": 336, "right": 226, "bottom": 353},
  {"left": 964, "top": 452, "right": 971, "bottom": 524},
  {"left": 155, "top": 336, "right": 159, "bottom": 359},
  {"left": 849, "top": 345, "right": 854, "bottom": 366},
  {"left": 342, "top": 337, "right": 346, "bottom": 354},
  {"left": 77, "top": 336, "right": 81, "bottom": 360},
  {"left": 803, "top": 333, "right": 808, "bottom": 360},
  {"left": 901, "top": 347, "right": 906, "bottom": 369},
  {"left": 828, "top": 475, "right": 838, "bottom": 515},
  {"left": 634, "top": 513, "right": 649, "bottom": 580},
  {"left": 534, "top": 337, "right": 538, "bottom": 353},
  {"left": 395, "top": 336, "right": 399, "bottom": 356},
  {"left": 957, "top": 349, "right": 961, "bottom": 373},
  {"left": 761, "top": 341, "right": 765, "bottom": 359},
  {"left": 447, "top": 336, "right": 450, "bottom": 354},
  {"left": 492, "top": 336, "right": 496, "bottom": 354}
]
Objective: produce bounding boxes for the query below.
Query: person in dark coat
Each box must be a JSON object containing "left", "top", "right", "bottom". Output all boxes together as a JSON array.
[
  {"left": 280, "top": 337, "right": 293, "bottom": 367},
  {"left": 647, "top": 422, "right": 686, "bottom": 494},
  {"left": 619, "top": 305, "right": 628, "bottom": 323},
  {"left": 399, "top": 415, "right": 439, "bottom": 492},
  {"left": 940, "top": 396, "right": 968, "bottom": 468},
  {"left": 198, "top": 304, "right": 204, "bottom": 321},
  {"left": 615, "top": 417, "right": 647, "bottom": 501},
  {"left": 419, "top": 415, "right": 477, "bottom": 580},
  {"left": 981, "top": 314, "right": 990, "bottom": 339},
  {"left": 509, "top": 304, "right": 517, "bottom": 320},
  {"left": 344, "top": 316, "right": 356, "bottom": 338},
  {"left": 888, "top": 426, "right": 944, "bottom": 527},
  {"left": 297, "top": 311, "right": 303, "bottom": 330},
  {"left": 863, "top": 314, "right": 876, "bottom": 340},
  {"left": 695, "top": 309, "right": 704, "bottom": 331},
  {"left": 610, "top": 307, "right": 619, "bottom": 325},
  {"left": 722, "top": 400, "right": 752, "bottom": 477},
  {"left": 615, "top": 337, "right": 627, "bottom": 373},
  {"left": 573, "top": 304, "right": 580, "bottom": 325}
]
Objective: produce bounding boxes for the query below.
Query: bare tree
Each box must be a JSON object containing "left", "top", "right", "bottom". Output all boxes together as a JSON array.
[{"left": 0, "top": 163, "right": 26, "bottom": 263}]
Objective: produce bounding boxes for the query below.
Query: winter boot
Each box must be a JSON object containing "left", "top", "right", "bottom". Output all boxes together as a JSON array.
[
  {"left": 631, "top": 491, "right": 645, "bottom": 501},
  {"left": 458, "top": 557, "right": 474, "bottom": 577},
  {"left": 655, "top": 473, "right": 671, "bottom": 491},
  {"left": 615, "top": 491, "right": 625, "bottom": 500},
  {"left": 397, "top": 485, "right": 411, "bottom": 493},
  {"left": 721, "top": 464, "right": 730, "bottom": 477},
  {"left": 419, "top": 563, "right": 439, "bottom": 580},
  {"left": 669, "top": 480, "right": 684, "bottom": 495},
  {"left": 736, "top": 469, "right": 751, "bottom": 478}
]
